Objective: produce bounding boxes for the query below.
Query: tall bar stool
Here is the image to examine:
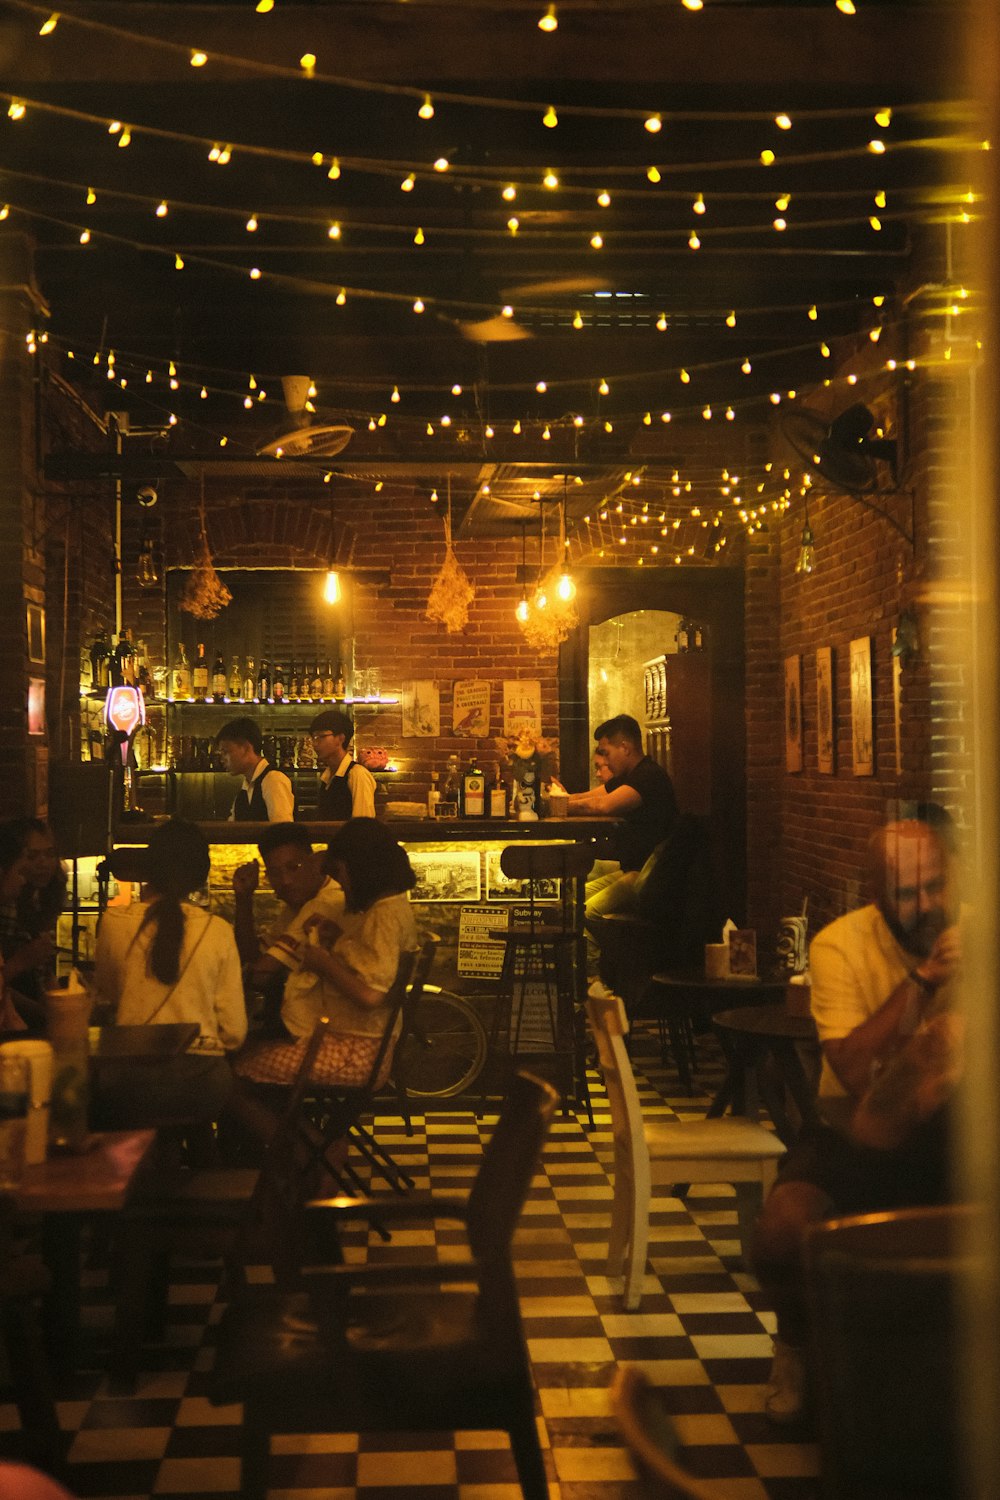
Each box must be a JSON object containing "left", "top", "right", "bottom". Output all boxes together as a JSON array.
[{"left": 485, "top": 841, "right": 595, "bottom": 1122}]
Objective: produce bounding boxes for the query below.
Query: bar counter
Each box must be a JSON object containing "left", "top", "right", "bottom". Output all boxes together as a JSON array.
[{"left": 113, "top": 816, "right": 620, "bottom": 846}]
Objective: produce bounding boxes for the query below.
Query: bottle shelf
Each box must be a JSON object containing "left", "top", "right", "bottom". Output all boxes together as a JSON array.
[{"left": 81, "top": 692, "right": 399, "bottom": 707}]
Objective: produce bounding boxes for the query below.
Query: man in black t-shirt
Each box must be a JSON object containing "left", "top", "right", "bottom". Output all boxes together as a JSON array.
[{"left": 566, "top": 713, "right": 678, "bottom": 942}]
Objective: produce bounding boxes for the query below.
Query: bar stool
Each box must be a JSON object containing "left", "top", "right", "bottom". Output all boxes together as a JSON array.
[{"left": 485, "top": 842, "right": 595, "bottom": 1122}]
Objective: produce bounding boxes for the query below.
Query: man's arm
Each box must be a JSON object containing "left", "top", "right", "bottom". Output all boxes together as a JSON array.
[
  {"left": 820, "top": 924, "right": 960, "bottom": 1100},
  {"left": 232, "top": 860, "right": 263, "bottom": 967},
  {"left": 262, "top": 769, "right": 296, "bottom": 823},
  {"left": 848, "top": 1010, "right": 964, "bottom": 1149},
  {"left": 567, "top": 783, "right": 641, "bottom": 817},
  {"left": 350, "top": 764, "right": 377, "bottom": 819}
]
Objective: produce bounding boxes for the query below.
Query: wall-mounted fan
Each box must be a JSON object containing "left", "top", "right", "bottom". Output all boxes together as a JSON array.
[
  {"left": 781, "top": 403, "right": 897, "bottom": 495},
  {"left": 257, "top": 375, "right": 354, "bottom": 459}
]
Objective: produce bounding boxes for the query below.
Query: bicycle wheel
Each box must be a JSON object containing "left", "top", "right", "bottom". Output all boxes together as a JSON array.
[{"left": 396, "top": 987, "right": 488, "bottom": 1099}]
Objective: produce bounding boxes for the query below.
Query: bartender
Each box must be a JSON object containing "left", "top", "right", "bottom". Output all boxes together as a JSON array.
[
  {"left": 309, "top": 708, "right": 376, "bottom": 819},
  {"left": 216, "top": 716, "right": 295, "bottom": 822}
]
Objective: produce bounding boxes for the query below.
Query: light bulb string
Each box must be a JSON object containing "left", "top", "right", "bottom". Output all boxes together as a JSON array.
[{"left": 2, "top": 4, "right": 958, "bottom": 127}]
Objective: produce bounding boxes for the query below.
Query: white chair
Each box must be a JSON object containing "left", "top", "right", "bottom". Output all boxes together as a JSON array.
[{"left": 587, "top": 983, "right": 786, "bottom": 1310}]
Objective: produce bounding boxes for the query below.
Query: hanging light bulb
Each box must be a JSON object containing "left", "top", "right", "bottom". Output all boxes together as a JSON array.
[
  {"left": 515, "top": 523, "right": 530, "bottom": 623},
  {"left": 538, "top": 3, "right": 558, "bottom": 31},
  {"left": 324, "top": 495, "right": 341, "bottom": 604},
  {"left": 796, "top": 509, "right": 815, "bottom": 575},
  {"left": 135, "top": 530, "right": 159, "bottom": 588}
]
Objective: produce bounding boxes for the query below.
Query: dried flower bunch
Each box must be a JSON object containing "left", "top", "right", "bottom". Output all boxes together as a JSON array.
[
  {"left": 495, "top": 731, "right": 555, "bottom": 763},
  {"left": 517, "top": 566, "right": 578, "bottom": 650},
  {"left": 426, "top": 503, "right": 474, "bottom": 633},
  {"left": 180, "top": 497, "right": 232, "bottom": 620}
]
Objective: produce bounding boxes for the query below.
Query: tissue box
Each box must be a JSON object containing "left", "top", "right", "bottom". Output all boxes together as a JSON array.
[{"left": 728, "top": 929, "right": 757, "bottom": 977}]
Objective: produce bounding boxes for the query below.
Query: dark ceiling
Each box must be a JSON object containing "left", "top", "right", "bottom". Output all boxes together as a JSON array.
[{"left": 0, "top": 0, "right": 973, "bottom": 544}]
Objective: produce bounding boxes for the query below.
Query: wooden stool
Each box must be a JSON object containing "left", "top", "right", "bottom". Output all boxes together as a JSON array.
[{"left": 485, "top": 842, "right": 594, "bottom": 1121}]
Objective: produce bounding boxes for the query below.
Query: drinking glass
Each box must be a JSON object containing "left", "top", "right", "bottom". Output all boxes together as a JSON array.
[
  {"left": 0, "top": 1054, "right": 29, "bottom": 1191},
  {"left": 367, "top": 668, "right": 381, "bottom": 701}
]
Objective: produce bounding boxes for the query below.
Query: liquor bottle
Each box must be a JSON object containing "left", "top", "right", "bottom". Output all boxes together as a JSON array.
[
  {"left": 192, "top": 642, "right": 209, "bottom": 699},
  {"left": 172, "top": 641, "right": 192, "bottom": 699},
  {"left": 228, "top": 657, "right": 242, "bottom": 699},
  {"left": 211, "top": 648, "right": 227, "bottom": 699},
  {"left": 242, "top": 655, "right": 256, "bottom": 701},
  {"left": 692, "top": 620, "right": 704, "bottom": 651},
  {"left": 289, "top": 659, "right": 300, "bottom": 700},
  {"left": 440, "top": 755, "right": 460, "bottom": 816},
  {"left": 135, "top": 639, "right": 153, "bottom": 700},
  {"left": 309, "top": 661, "right": 323, "bottom": 700},
  {"left": 89, "top": 630, "right": 111, "bottom": 692},
  {"left": 322, "top": 660, "right": 335, "bottom": 699},
  {"left": 113, "top": 629, "right": 136, "bottom": 687},
  {"left": 489, "top": 763, "right": 507, "bottom": 819},
  {"left": 676, "top": 618, "right": 690, "bottom": 653},
  {"left": 273, "top": 660, "right": 286, "bottom": 702},
  {"left": 257, "top": 657, "right": 271, "bottom": 701},
  {"left": 460, "top": 756, "right": 485, "bottom": 818},
  {"left": 427, "top": 771, "right": 441, "bottom": 818},
  {"left": 333, "top": 660, "right": 346, "bottom": 699}
]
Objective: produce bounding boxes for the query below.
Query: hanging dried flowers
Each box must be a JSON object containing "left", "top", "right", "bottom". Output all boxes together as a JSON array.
[
  {"left": 516, "top": 492, "right": 578, "bottom": 651},
  {"left": 180, "top": 488, "right": 232, "bottom": 620},
  {"left": 426, "top": 480, "right": 475, "bottom": 633}
]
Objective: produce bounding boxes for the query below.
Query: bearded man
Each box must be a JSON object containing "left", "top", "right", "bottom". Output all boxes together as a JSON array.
[{"left": 752, "top": 805, "right": 963, "bottom": 1424}]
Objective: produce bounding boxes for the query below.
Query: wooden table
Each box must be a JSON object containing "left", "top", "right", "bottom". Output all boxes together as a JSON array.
[
  {"left": 14, "top": 1129, "right": 156, "bottom": 1365},
  {"left": 709, "top": 1004, "right": 821, "bottom": 1145},
  {"left": 640, "top": 971, "right": 790, "bottom": 1092}
]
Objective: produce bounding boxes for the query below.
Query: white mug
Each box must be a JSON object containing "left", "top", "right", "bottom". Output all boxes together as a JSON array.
[{"left": 0, "top": 1039, "right": 54, "bottom": 1164}]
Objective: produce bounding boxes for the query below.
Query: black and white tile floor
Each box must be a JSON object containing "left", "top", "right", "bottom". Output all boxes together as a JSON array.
[{"left": 1, "top": 1035, "right": 821, "bottom": 1499}]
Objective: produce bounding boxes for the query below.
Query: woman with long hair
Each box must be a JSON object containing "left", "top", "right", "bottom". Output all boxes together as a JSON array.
[
  {"left": 2, "top": 818, "right": 67, "bottom": 1003},
  {"left": 93, "top": 819, "right": 247, "bottom": 1126},
  {"left": 234, "top": 818, "right": 418, "bottom": 1088}
]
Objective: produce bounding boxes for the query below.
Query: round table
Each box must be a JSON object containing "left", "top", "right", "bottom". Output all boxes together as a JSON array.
[
  {"left": 709, "top": 1003, "right": 821, "bottom": 1144},
  {"left": 640, "top": 971, "right": 790, "bottom": 1092}
]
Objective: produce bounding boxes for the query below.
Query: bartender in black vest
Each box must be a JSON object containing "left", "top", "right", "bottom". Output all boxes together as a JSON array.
[
  {"left": 216, "top": 716, "right": 296, "bottom": 822},
  {"left": 309, "top": 708, "right": 376, "bottom": 820}
]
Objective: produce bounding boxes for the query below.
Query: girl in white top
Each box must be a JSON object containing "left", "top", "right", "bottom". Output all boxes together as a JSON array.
[{"left": 93, "top": 819, "right": 247, "bottom": 1128}]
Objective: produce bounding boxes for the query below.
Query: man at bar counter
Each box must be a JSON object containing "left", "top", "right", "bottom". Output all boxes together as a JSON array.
[
  {"left": 564, "top": 713, "right": 678, "bottom": 939},
  {"left": 309, "top": 708, "right": 376, "bottom": 820},
  {"left": 231, "top": 821, "right": 345, "bottom": 1025},
  {"left": 216, "top": 716, "right": 295, "bottom": 822},
  {"left": 752, "top": 804, "right": 963, "bottom": 1425}
]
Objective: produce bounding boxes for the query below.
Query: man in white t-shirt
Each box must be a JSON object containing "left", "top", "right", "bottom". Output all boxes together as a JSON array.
[
  {"left": 231, "top": 822, "right": 344, "bottom": 1027},
  {"left": 752, "top": 805, "right": 963, "bottom": 1425}
]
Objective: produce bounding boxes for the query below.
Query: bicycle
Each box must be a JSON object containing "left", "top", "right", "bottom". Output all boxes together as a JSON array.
[{"left": 393, "top": 984, "right": 489, "bottom": 1101}]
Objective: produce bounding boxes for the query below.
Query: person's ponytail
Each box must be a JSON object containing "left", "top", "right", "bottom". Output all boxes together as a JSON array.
[
  {"left": 142, "top": 894, "right": 186, "bottom": 984},
  {"left": 134, "top": 819, "right": 212, "bottom": 987}
]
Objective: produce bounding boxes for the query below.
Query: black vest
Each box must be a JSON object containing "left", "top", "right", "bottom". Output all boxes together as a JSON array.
[
  {"left": 232, "top": 765, "right": 296, "bottom": 822},
  {"left": 316, "top": 760, "right": 357, "bottom": 821}
]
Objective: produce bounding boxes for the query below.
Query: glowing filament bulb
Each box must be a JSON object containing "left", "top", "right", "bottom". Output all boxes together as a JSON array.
[
  {"left": 656, "top": 313, "right": 668, "bottom": 331},
  {"left": 542, "top": 425, "right": 551, "bottom": 440},
  {"left": 645, "top": 114, "right": 662, "bottom": 134},
  {"left": 693, "top": 193, "right": 706, "bottom": 215},
  {"left": 86, "top": 187, "right": 96, "bottom": 204},
  {"left": 808, "top": 304, "right": 818, "bottom": 320},
  {"left": 413, "top": 298, "right": 425, "bottom": 313},
  {"left": 836, "top": 0, "right": 856, "bottom": 12},
  {"left": 324, "top": 570, "right": 341, "bottom": 605},
  {"left": 391, "top": 386, "right": 400, "bottom": 402},
  {"left": 643, "top": 412, "right": 652, "bottom": 425},
  {"left": 869, "top": 325, "right": 882, "bottom": 342},
  {"left": 502, "top": 185, "right": 517, "bottom": 201},
  {"left": 647, "top": 166, "right": 661, "bottom": 183},
  {"left": 414, "top": 226, "right": 425, "bottom": 244},
  {"left": 117, "top": 127, "right": 132, "bottom": 148},
  {"left": 336, "top": 289, "right": 346, "bottom": 305},
  {"left": 875, "top": 107, "right": 892, "bottom": 128},
  {"left": 328, "top": 222, "right": 342, "bottom": 240},
  {"left": 300, "top": 52, "right": 316, "bottom": 72},
  {"left": 688, "top": 230, "right": 700, "bottom": 249},
  {"left": 7, "top": 101, "right": 26, "bottom": 121},
  {"left": 256, "top": 0, "right": 274, "bottom": 11},
  {"left": 244, "top": 396, "right": 253, "bottom": 410},
  {"left": 573, "top": 311, "right": 584, "bottom": 330},
  {"left": 217, "top": 145, "right": 231, "bottom": 163},
  {"left": 702, "top": 405, "right": 712, "bottom": 420},
  {"left": 108, "top": 119, "right": 121, "bottom": 135},
  {"left": 590, "top": 232, "right": 604, "bottom": 249},
  {"left": 820, "top": 342, "right": 831, "bottom": 357},
  {"left": 507, "top": 217, "right": 519, "bottom": 235},
  {"left": 868, "top": 139, "right": 886, "bottom": 154},
  {"left": 311, "top": 152, "right": 323, "bottom": 166},
  {"left": 538, "top": 4, "right": 558, "bottom": 31},
  {"left": 39, "top": 13, "right": 59, "bottom": 35},
  {"left": 485, "top": 425, "right": 494, "bottom": 438},
  {"left": 598, "top": 378, "right": 610, "bottom": 395},
  {"left": 682, "top": 0, "right": 703, "bottom": 9},
  {"left": 536, "top": 381, "right": 548, "bottom": 393},
  {"left": 725, "top": 310, "right": 736, "bottom": 327},
  {"left": 543, "top": 105, "right": 558, "bottom": 129},
  {"left": 79, "top": 228, "right": 91, "bottom": 244},
  {"left": 773, "top": 217, "right": 787, "bottom": 231},
  {"left": 516, "top": 597, "right": 530, "bottom": 623},
  {"left": 190, "top": 50, "right": 208, "bottom": 67},
  {"left": 513, "top": 419, "right": 522, "bottom": 434},
  {"left": 557, "top": 570, "right": 576, "bottom": 601},
  {"left": 246, "top": 214, "right": 258, "bottom": 232},
  {"left": 875, "top": 189, "right": 887, "bottom": 208},
  {"left": 775, "top": 194, "right": 790, "bottom": 211},
  {"left": 418, "top": 94, "right": 435, "bottom": 120},
  {"left": 425, "top": 423, "right": 434, "bottom": 435},
  {"left": 726, "top": 407, "right": 735, "bottom": 421},
  {"left": 760, "top": 149, "right": 776, "bottom": 165},
  {"left": 249, "top": 266, "right": 261, "bottom": 279},
  {"left": 451, "top": 384, "right": 462, "bottom": 396},
  {"left": 200, "top": 386, "right": 208, "bottom": 399},
  {"left": 401, "top": 174, "right": 415, "bottom": 192},
  {"left": 775, "top": 113, "right": 792, "bottom": 130},
  {"left": 328, "top": 158, "right": 341, "bottom": 179},
  {"left": 543, "top": 170, "right": 559, "bottom": 189},
  {"left": 873, "top": 294, "right": 885, "bottom": 307},
  {"left": 597, "top": 190, "right": 611, "bottom": 207},
  {"left": 501, "top": 304, "right": 514, "bottom": 318},
  {"left": 433, "top": 157, "right": 449, "bottom": 172},
  {"left": 680, "top": 368, "right": 690, "bottom": 383},
  {"left": 869, "top": 215, "right": 882, "bottom": 231}
]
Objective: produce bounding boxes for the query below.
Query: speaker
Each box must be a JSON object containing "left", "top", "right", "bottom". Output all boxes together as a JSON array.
[{"left": 47, "top": 762, "right": 115, "bottom": 858}]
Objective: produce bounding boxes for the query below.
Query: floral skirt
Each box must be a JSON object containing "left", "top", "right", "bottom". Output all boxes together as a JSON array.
[{"left": 232, "top": 1028, "right": 392, "bottom": 1089}]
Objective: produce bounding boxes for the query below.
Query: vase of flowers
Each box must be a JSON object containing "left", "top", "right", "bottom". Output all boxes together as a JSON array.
[{"left": 495, "top": 732, "right": 557, "bottom": 820}]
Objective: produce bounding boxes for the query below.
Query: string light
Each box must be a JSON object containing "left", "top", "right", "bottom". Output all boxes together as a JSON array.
[
  {"left": 688, "top": 231, "right": 701, "bottom": 249},
  {"left": 644, "top": 114, "right": 662, "bottom": 134},
  {"left": 538, "top": 4, "right": 558, "bottom": 32},
  {"left": 401, "top": 174, "right": 415, "bottom": 192},
  {"left": 414, "top": 226, "right": 425, "bottom": 244},
  {"left": 693, "top": 193, "right": 706, "bottom": 214},
  {"left": 656, "top": 314, "right": 668, "bottom": 332},
  {"left": 190, "top": 50, "right": 208, "bottom": 68},
  {"left": 760, "top": 149, "right": 776, "bottom": 166},
  {"left": 543, "top": 105, "right": 559, "bottom": 129},
  {"left": 775, "top": 113, "right": 792, "bottom": 131},
  {"left": 418, "top": 95, "right": 435, "bottom": 120},
  {"left": 255, "top": 0, "right": 274, "bottom": 11},
  {"left": 39, "top": 13, "right": 59, "bottom": 35},
  {"left": 597, "top": 190, "right": 611, "bottom": 207},
  {"left": 7, "top": 101, "right": 26, "bottom": 121},
  {"left": 245, "top": 214, "right": 258, "bottom": 231},
  {"left": 836, "top": 0, "right": 856, "bottom": 12},
  {"left": 590, "top": 232, "right": 603, "bottom": 249},
  {"left": 543, "top": 170, "right": 559, "bottom": 189}
]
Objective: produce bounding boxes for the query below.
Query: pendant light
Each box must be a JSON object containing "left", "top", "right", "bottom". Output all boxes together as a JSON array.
[
  {"left": 795, "top": 501, "right": 815, "bottom": 576},
  {"left": 515, "top": 523, "right": 530, "bottom": 622},
  {"left": 556, "top": 476, "right": 576, "bottom": 602},
  {"left": 324, "top": 493, "right": 341, "bottom": 604}
]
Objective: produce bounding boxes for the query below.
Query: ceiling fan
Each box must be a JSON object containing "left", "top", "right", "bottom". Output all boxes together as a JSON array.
[
  {"left": 781, "top": 403, "right": 898, "bottom": 495},
  {"left": 256, "top": 375, "right": 354, "bottom": 459}
]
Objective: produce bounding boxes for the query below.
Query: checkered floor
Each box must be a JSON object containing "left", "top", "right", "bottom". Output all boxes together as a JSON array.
[{"left": 1, "top": 1031, "right": 821, "bottom": 1499}]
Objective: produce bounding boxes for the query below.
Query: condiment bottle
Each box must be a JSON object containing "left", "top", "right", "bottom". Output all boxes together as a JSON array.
[{"left": 46, "top": 969, "right": 92, "bottom": 1153}]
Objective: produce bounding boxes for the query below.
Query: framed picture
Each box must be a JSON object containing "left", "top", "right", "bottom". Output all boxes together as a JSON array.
[
  {"left": 784, "top": 655, "right": 803, "bottom": 773},
  {"left": 816, "top": 647, "right": 835, "bottom": 774},
  {"left": 408, "top": 849, "right": 481, "bottom": 903},
  {"left": 401, "top": 680, "right": 440, "bottom": 737},
  {"left": 452, "top": 679, "right": 491, "bottom": 736},
  {"left": 503, "top": 679, "right": 541, "bottom": 740},
  {"left": 27, "top": 677, "right": 46, "bottom": 736},
  {"left": 485, "top": 849, "right": 560, "bottom": 902},
  {"left": 850, "top": 636, "right": 874, "bottom": 776},
  {"left": 26, "top": 604, "right": 45, "bottom": 665}
]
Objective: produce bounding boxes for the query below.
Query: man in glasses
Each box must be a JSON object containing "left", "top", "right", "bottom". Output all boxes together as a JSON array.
[
  {"left": 308, "top": 708, "right": 376, "bottom": 821},
  {"left": 231, "top": 821, "right": 344, "bottom": 1026}
]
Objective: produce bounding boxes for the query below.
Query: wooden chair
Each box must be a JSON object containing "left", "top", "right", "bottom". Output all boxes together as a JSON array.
[
  {"left": 803, "top": 1203, "right": 977, "bottom": 1500},
  {"left": 298, "top": 938, "right": 435, "bottom": 1193},
  {"left": 587, "top": 985, "right": 785, "bottom": 1309},
  {"left": 485, "top": 841, "right": 595, "bottom": 1120},
  {"left": 0, "top": 1204, "right": 61, "bottom": 1475},
  {"left": 611, "top": 1364, "right": 723, "bottom": 1499},
  {"left": 209, "top": 1070, "right": 559, "bottom": 1500},
  {"left": 110, "top": 1017, "right": 334, "bottom": 1383}
]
